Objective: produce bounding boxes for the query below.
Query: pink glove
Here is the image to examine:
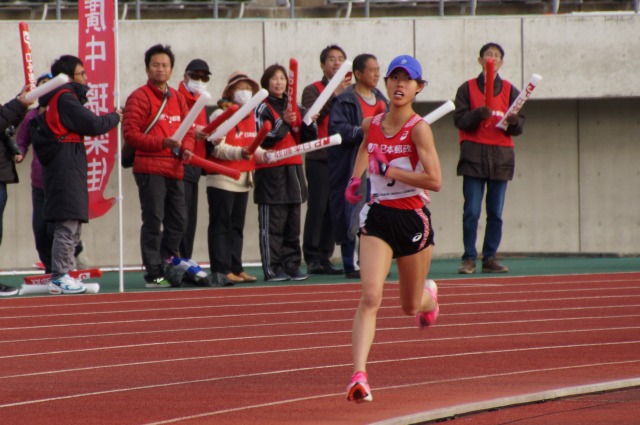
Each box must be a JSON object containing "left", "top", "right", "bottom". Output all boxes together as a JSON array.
[
  {"left": 344, "top": 177, "right": 362, "bottom": 204},
  {"left": 368, "top": 145, "right": 390, "bottom": 177}
]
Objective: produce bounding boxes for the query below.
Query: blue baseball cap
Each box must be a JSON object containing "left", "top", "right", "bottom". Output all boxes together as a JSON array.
[{"left": 386, "top": 55, "right": 422, "bottom": 80}]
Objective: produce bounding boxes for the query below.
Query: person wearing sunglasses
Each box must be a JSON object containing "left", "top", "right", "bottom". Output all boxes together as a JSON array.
[{"left": 177, "top": 59, "right": 211, "bottom": 261}]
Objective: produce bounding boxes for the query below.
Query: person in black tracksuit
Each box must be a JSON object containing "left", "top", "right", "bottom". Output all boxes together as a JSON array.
[{"left": 254, "top": 64, "right": 317, "bottom": 282}]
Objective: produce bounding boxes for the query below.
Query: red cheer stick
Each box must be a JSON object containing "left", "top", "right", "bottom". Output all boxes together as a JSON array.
[
  {"left": 188, "top": 155, "right": 241, "bottom": 180},
  {"left": 286, "top": 58, "right": 299, "bottom": 116},
  {"left": 202, "top": 104, "right": 240, "bottom": 135},
  {"left": 485, "top": 57, "right": 495, "bottom": 110},
  {"left": 19, "top": 22, "right": 36, "bottom": 91},
  {"left": 246, "top": 120, "right": 272, "bottom": 155}
]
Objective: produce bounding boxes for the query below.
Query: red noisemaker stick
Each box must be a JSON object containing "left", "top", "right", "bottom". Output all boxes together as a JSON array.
[
  {"left": 286, "top": 58, "right": 298, "bottom": 116},
  {"left": 188, "top": 155, "right": 241, "bottom": 180},
  {"left": 485, "top": 57, "right": 495, "bottom": 110},
  {"left": 202, "top": 104, "right": 240, "bottom": 134},
  {"left": 246, "top": 120, "right": 272, "bottom": 155},
  {"left": 19, "top": 22, "right": 36, "bottom": 91}
]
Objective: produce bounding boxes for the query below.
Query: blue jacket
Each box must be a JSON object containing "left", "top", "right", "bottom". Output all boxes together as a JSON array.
[{"left": 326, "top": 85, "right": 387, "bottom": 243}]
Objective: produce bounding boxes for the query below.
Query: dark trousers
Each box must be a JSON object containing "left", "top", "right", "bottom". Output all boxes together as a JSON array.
[
  {"left": 303, "top": 159, "right": 335, "bottom": 265},
  {"left": 462, "top": 176, "right": 508, "bottom": 261},
  {"left": 32, "top": 187, "right": 54, "bottom": 273},
  {"left": 135, "top": 173, "right": 186, "bottom": 281},
  {"left": 0, "top": 183, "right": 5, "bottom": 246},
  {"left": 207, "top": 186, "right": 248, "bottom": 275},
  {"left": 258, "top": 203, "right": 302, "bottom": 279},
  {"left": 180, "top": 179, "right": 199, "bottom": 260}
]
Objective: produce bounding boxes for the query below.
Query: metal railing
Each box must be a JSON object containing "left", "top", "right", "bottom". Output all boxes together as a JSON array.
[{"left": 0, "top": 0, "right": 637, "bottom": 19}]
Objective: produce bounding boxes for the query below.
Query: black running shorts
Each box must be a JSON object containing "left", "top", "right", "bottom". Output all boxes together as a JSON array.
[{"left": 359, "top": 203, "right": 435, "bottom": 258}]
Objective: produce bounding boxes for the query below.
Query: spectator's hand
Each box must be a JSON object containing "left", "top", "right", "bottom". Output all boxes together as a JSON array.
[
  {"left": 344, "top": 177, "right": 362, "bottom": 204},
  {"left": 334, "top": 73, "right": 352, "bottom": 96},
  {"left": 14, "top": 154, "right": 24, "bottom": 163},
  {"left": 506, "top": 113, "right": 519, "bottom": 125},
  {"left": 114, "top": 108, "right": 123, "bottom": 123},
  {"left": 17, "top": 85, "right": 34, "bottom": 107},
  {"left": 256, "top": 150, "right": 270, "bottom": 164},
  {"left": 163, "top": 137, "right": 181, "bottom": 150},
  {"left": 368, "top": 145, "right": 391, "bottom": 177},
  {"left": 182, "top": 149, "right": 193, "bottom": 162},
  {"left": 478, "top": 106, "right": 492, "bottom": 119},
  {"left": 194, "top": 128, "right": 207, "bottom": 141},
  {"left": 283, "top": 110, "right": 297, "bottom": 126},
  {"left": 241, "top": 147, "right": 252, "bottom": 160}
]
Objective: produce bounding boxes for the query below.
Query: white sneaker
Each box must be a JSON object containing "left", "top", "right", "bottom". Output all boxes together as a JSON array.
[{"left": 49, "top": 274, "right": 87, "bottom": 295}]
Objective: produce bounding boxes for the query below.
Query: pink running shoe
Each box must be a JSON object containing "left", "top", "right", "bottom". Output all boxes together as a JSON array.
[
  {"left": 346, "top": 371, "right": 373, "bottom": 402},
  {"left": 417, "top": 279, "right": 439, "bottom": 329}
]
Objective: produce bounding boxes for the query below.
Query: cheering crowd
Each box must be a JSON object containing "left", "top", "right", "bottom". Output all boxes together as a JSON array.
[{"left": 0, "top": 42, "right": 524, "bottom": 296}]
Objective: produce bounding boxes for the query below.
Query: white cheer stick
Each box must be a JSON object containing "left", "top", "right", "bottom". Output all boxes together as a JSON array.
[
  {"left": 207, "top": 88, "right": 268, "bottom": 141},
  {"left": 24, "top": 74, "right": 69, "bottom": 103},
  {"left": 265, "top": 134, "right": 342, "bottom": 163},
  {"left": 303, "top": 60, "right": 353, "bottom": 126},
  {"left": 423, "top": 100, "right": 455, "bottom": 125},
  {"left": 172, "top": 91, "right": 211, "bottom": 142},
  {"left": 496, "top": 73, "right": 542, "bottom": 130},
  {"left": 19, "top": 283, "right": 100, "bottom": 295}
]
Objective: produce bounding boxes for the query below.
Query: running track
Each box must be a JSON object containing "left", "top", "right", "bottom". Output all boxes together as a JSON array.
[{"left": 1, "top": 272, "right": 639, "bottom": 424}]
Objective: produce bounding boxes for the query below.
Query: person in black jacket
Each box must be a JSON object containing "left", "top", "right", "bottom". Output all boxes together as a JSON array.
[
  {"left": 328, "top": 54, "right": 387, "bottom": 279},
  {"left": 30, "top": 55, "right": 122, "bottom": 294},
  {"left": 0, "top": 89, "right": 31, "bottom": 296},
  {"left": 300, "top": 44, "right": 351, "bottom": 276},
  {"left": 453, "top": 42, "right": 524, "bottom": 274},
  {"left": 254, "top": 63, "right": 317, "bottom": 282}
]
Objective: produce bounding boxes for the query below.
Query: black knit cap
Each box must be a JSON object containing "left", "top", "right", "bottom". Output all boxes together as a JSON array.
[{"left": 185, "top": 59, "right": 211, "bottom": 75}]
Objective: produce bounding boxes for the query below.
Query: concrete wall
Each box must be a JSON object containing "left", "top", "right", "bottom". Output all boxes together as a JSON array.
[{"left": 0, "top": 14, "right": 638, "bottom": 270}]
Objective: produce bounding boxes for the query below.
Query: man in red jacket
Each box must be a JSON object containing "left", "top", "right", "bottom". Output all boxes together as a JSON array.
[{"left": 123, "top": 44, "right": 195, "bottom": 288}]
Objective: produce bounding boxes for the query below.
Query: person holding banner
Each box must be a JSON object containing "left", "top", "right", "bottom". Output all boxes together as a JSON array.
[
  {"left": 206, "top": 71, "right": 267, "bottom": 284},
  {"left": 122, "top": 44, "right": 195, "bottom": 288},
  {"left": 454, "top": 42, "right": 524, "bottom": 275},
  {"left": 28, "top": 55, "right": 121, "bottom": 295},
  {"left": 0, "top": 85, "right": 32, "bottom": 296},
  {"left": 345, "top": 55, "right": 441, "bottom": 403},
  {"left": 254, "top": 64, "right": 317, "bottom": 282},
  {"left": 177, "top": 58, "right": 211, "bottom": 260},
  {"left": 300, "top": 44, "right": 351, "bottom": 276},
  {"left": 328, "top": 53, "right": 387, "bottom": 279}
]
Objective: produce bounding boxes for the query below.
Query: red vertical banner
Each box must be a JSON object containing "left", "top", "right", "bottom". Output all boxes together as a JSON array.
[
  {"left": 19, "top": 22, "right": 36, "bottom": 91},
  {"left": 79, "top": 0, "right": 116, "bottom": 219}
]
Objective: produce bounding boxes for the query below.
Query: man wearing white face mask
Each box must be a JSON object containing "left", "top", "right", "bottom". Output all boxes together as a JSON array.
[
  {"left": 205, "top": 71, "right": 267, "bottom": 284},
  {"left": 177, "top": 58, "right": 211, "bottom": 260}
]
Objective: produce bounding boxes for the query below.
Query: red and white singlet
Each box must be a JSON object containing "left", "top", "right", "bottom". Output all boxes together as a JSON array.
[{"left": 366, "top": 113, "right": 426, "bottom": 210}]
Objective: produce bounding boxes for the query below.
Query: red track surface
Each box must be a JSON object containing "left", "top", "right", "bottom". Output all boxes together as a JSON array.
[{"left": 1, "top": 273, "right": 639, "bottom": 424}]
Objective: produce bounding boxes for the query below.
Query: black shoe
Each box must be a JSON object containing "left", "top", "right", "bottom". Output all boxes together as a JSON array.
[
  {"left": 289, "top": 270, "right": 309, "bottom": 281},
  {"left": 307, "top": 262, "right": 325, "bottom": 274},
  {"left": 345, "top": 270, "right": 360, "bottom": 279},
  {"left": 0, "top": 283, "right": 18, "bottom": 297},
  {"left": 321, "top": 261, "right": 344, "bottom": 275},
  {"left": 267, "top": 272, "right": 291, "bottom": 282}
]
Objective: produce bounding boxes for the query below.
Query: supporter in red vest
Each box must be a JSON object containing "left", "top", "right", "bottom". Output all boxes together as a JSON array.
[
  {"left": 30, "top": 55, "right": 121, "bottom": 295},
  {"left": 300, "top": 44, "right": 351, "bottom": 276},
  {"left": 254, "top": 64, "right": 317, "bottom": 282},
  {"left": 206, "top": 71, "right": 267, "bottom": 284},
  {"left": 122, "top": 44, "right": 195, "bottom": 288},
  {"left": 177, "top": 58, "right": 211, "bottom": 260},
  {"left": 454, "top": 42, "right": 525, "bottom": 275}
]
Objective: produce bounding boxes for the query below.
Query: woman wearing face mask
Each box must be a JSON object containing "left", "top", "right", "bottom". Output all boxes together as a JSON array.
[{"left": 205, "top": 71, "right": 266, "bottom": 284}]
